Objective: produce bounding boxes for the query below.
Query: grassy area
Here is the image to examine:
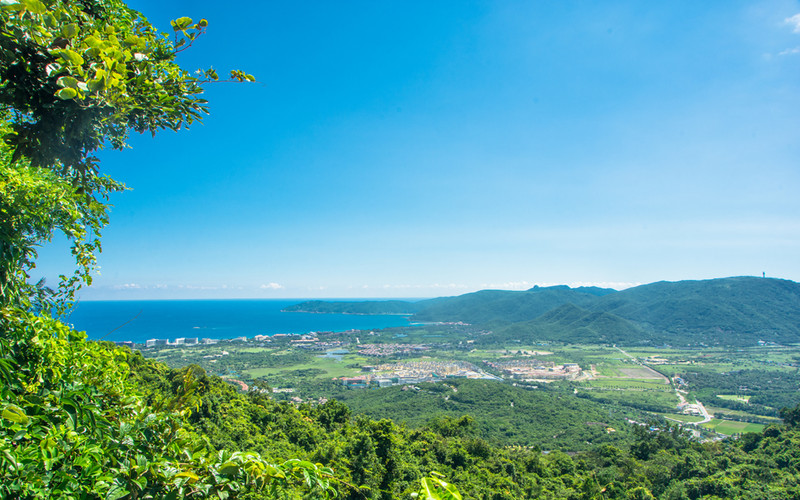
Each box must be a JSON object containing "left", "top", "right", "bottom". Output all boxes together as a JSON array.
[
  {"left": 704, "top": 405, "right": 781, "bottom": 422},
  {"left": 702, "top": 419, "right": 765, "bottom": 435},
  {"left": 717, "top": 394, "right": 751, "bottom": 403},
  {"left": 577, "top": 388, "right": 679, "bottom": 412},
  {"left": 584, "top": 379, "right": 670, "bottom": 390},
  {"left": 245, "top": 354, "right": 369, "bottom": 379},
  {"left": 659, "top": 413, "right": 705, "bottom": 424}
]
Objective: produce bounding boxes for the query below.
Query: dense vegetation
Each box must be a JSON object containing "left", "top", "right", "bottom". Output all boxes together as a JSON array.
[
  {"left": 680, "top": 368, "right": 800, "bottom": 418},
  {"left": 127, "top": 351, "right": 800, "bottom": 499},
  {"left": 333, "top": 379, "right": 638, "bottom": 450},
  {"left": 493, "top": 303, "right": 647, "bottom": 345}
]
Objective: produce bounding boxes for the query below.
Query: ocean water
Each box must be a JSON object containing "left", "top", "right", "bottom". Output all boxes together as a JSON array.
[{"left": 66, "top": 300, "right": 412, "bottom": 344}]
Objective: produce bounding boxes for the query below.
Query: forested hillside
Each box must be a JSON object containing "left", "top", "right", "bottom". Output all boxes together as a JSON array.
[
  {"left": 126, "top": 351, "right": 800, "bottom": 499},
  {"left": 492, "top": 303, "right": 647, "bottom": 344},
  {"left": 295, "top": 277, "right": 800, "bottom": 346},
  {"left": 589, "top": 277, "right": 800, "bottom": 345}
]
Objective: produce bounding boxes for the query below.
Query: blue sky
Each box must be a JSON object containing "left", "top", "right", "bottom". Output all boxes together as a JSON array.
[{"left": 37, "top": 0, "right": 800, "bottom": 299}]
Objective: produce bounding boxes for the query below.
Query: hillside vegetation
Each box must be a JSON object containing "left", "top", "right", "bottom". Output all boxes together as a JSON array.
[{"left": 293, "top": 277, "right": 800, "bottom": 346}]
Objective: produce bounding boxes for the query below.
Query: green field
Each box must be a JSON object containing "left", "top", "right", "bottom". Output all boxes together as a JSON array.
[
  {"left": 704, "top": 405, "right": 781, "bottom": 422},
  {"left": 245, "top": 354, "right": 369, "bottom": 379},
  {"left": 717, "top": 394, "right": 751, "bottom": 403},
  {"left": 659, "top": 413, "right": 705, "bottom": 424},
  {"left": 702, "top": 419, "right": 765, "bottom": 435}
]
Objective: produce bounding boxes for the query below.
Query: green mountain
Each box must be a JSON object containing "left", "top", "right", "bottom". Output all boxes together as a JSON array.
[
  {"left": 411, "top": 286, "right": 612, "bottom": 324},
  {"left": 283, "top": 299, "right": 420, "bottom": 315},
  {"left": 493, "top": 303, "right": 648, "bottom": 344},
  {"left": 292, "top": 277, "right": 800, "bottom": 346},
  {"left": 590, "top": 276, "right": 800, "bottom": 346}
]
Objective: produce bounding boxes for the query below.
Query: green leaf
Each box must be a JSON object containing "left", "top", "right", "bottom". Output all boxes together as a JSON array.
[
  {"left": 218, "top": 462, "right": 240, "bottom": 475},
  {"left": 171, "top": 16, "right": 192, "bottom": 30},
  {"left": 61, "top": 23, "right": 78, "bottom": 38},
  {"left": 56, "top": 76, "right": 78, "bottom": 89},
  {"left": 106, "top": 483, "right": 130, "bottom": 500},
  {"left": 87, "top": 78, "right": 105, "bottom": 92},
  {"left": 0, "top": 1, "right": 24, "bottom": 12},
  {"left": 21, "top": 0, "right": 45, "bottom": 14},
  {"left": 1, "top": 405, "right": 29, "bottom": 425},
  {"left": 175, "top": 471, "right": 199, "bottom": 482},
  {"left": 56, "top": 49, "right": 84, "bottom": 67},
  {"left": 55, "top": 87, "right": 78, "bottom": 99}
]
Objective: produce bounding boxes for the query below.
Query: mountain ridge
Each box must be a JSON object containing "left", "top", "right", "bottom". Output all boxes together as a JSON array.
[{"left": 288, "top": 276, "right": 800, "bottom": 346}]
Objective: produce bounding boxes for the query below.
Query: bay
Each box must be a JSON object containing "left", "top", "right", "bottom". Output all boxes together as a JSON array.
[{"left": 67, "top": 299, "right": 412, "bottom": 344}]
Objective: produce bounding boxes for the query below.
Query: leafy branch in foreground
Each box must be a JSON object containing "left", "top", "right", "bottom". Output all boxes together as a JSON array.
[
  {"left": 0, "top": 308, "right": 336, "bottom": 498},
  {"left": 413, "top": 472, "right": 463, "bottom": 500}
]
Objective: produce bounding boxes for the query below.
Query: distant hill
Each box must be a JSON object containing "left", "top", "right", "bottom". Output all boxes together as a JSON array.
[
  {"left": 588, "top": 276, "right": 800, "bottom": 346},
  {"left": 412, "top": 286, "right": 613, "bottom": 324},
  {"left": 287, "top": 277, "right": 800, "bottom": 346},
  {"left": 528, "top": 284, "right": 618, "bottom": 297},
  {"left": 282, "top": 300, "right": 420, "bottom": 315}
]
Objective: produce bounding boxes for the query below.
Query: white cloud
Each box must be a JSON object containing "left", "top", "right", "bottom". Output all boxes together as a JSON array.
[
  {"left": 113, "top": 283, "right": 141, "bottom": 289},
  {"left": 177, "top": 284, "right": 219, "bottom": 290},
  {"left": 480, "top": 281, "right": 536, "bottom": 290},
  {"left": 787, "top": 13, "right": 800, "bottom": 33},
  {"left": 779, "top": 46, "right": 800, "bottom": 56},
  {"left": 260, "top": 282, "right": 283, "bottom": 290}
]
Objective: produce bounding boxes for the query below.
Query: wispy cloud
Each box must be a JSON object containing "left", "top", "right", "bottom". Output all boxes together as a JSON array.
[
  {"left": 786, "top": 13, "right": 800, "bottom": 33},
  {"left": 779, "top": 46, "right": 800, "bottom": 56},
  {"left": 113, "top": 283, "right": 141, "bottom": 289},
  {"left": 480, "top": 281, "right": 536, "bottom": 290},
  {"left": 260, "top": 282, "right": 283, "bottom": 290}
]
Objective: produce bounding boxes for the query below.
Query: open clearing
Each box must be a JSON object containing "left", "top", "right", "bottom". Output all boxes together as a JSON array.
[
  {"left": 702, "top": 419, "right": 765, "bottom": 435},
  {"left": 617, "top": 366, "right": 669, "bottom": 382},
  {"left": 659, "top": 413, "right": 705, "bottom": 424},
  {"left": 717, "top": 394, "right": 751, "bottom": 403}
]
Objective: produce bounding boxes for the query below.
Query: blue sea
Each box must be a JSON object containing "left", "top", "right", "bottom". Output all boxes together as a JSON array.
[{"left": 67, "top": 300, "right": 412, "bottom": 344}]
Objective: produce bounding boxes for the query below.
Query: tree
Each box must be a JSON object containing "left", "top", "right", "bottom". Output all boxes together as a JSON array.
[
  {"left": 0, "top": 0, "right": 253, "bottom": 309},
  {"left": 0, "top": 2, "right": 339, "bottom": 498},
  {"left": 779, "top": 404, "right": 800, "bottom": 428}
]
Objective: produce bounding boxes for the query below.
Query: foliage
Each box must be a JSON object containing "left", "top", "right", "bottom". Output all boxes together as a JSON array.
[
  {"left": 0, "top": 0, "right": 250, "bottom": 181},
  {"left": 0, "top": 130, "right": 123, "bottom": 311},
  {"left": 128, "top": 350, "right": 800, "bottom": 499},
  {"left": 415, "top": 472, "right": 463, "bottom": 500},
  {"left": 680, "top": 368, "right": 800, "bottom": 416},
  {"left": 0, "top": 0, "right": 255, "bottom": 309},
  {"left": 780, "top": 405, "right": 800, "bottom": 427},
  {"left": 0, "top": 309, "right": 337, "bottom": 498},
  {"left": 0, "top": 0, "right": 338, "bottom": 497},
  {"left": 335, "top": 379, "right": 636, "bottom": 450}
]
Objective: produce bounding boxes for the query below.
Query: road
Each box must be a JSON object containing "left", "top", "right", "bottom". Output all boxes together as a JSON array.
[{"left": 614, "top": 345, "right": 711, "bottom": 424}]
